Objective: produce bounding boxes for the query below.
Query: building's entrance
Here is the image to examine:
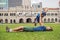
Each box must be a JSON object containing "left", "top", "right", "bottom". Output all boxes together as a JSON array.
[
  {"left": 26, "top": 18, "right": 32, "bottom": 23},
  {"left": 5, "top": 19, "right": 8, "bottom": 23},
  {"left": 19, "top": 18, "right": 24, "bottom": 23},
  {"left": 13, "top": 19, "right": 16, "bottom": 23},
  {"left": 0, "top": 19, "right": 3, "bottom": 23},
  {"left": 44, "top": 18, "right": 46, "bottom": 22},
  {"left": 51, "top": 18, "right": 54, "bottom": 23},
  {"left": 10, "top": 19, "right": 12, "bottom": 23},
  {"left": 48, "top": 18, "right": 50, "bottom": 22}
]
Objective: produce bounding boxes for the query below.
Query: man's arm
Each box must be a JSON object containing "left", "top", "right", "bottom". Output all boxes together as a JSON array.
[
  {"left": 39, "top": 8, "right": 48, "bottom": 26},
  {"left": 39, "top": 8, "right": 43, "bottom": 26}
]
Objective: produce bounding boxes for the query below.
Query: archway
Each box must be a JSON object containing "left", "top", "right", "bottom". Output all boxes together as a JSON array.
[
  {"left": 44, "top": 18, "right": 46, "bottom": 22},
  {"left": 0, "top": 19, "right": 3, "bottom": 23},
  {"left": 19, "top": 18, "right": 24, "bottom": 23},
  {"left": 48, "top": 18, "right": 50, "bottom": 22},
  {"left": 13, "top": 19, "right": 16, "bottom": 23},
  {"left": 55, "top": 18, "right": 57, "bottom": 22},
  {"left": 5, "top": 19, "right": 8, "bottom": 23},
  {"left": 26, "top": 18, "right": 32, "bottom": 23},
  {"left": 51, "top": 18, "right": 54, "bottom": 23},
  {"left": 10, "top": 19, "right": 12, "bottom": 23}
]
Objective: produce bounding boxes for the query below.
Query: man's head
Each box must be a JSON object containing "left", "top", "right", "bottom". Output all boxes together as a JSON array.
[
  {"left": 46, "top": 26, "right": 53, "bottom": 31},
  {"left": 41, "top": 7, "right": 48, "bottom": 17},
  {"left": 43, "top": 7, "right": 48, "bottom": 12}
]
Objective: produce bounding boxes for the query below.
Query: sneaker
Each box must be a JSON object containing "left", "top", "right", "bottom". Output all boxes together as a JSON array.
[{"left": 6, "top": 27, "right": 10, "bottom": 32}]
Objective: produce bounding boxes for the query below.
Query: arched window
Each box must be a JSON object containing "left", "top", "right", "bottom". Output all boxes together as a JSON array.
[
  {"left": 55, "top": 13, "right": 57, "bottom": 16},
  {"left": 48, "top": 18, "right": 50, "bottom": 22},
  {"left": 4, "top": 13, "right": 8, "bottom": 16},
  {"left": 51, "top": 18, "right": 54, "bottom": 23},
  {"left": 55, "top": 18, "right": 57, "bottom": 22},
  {"left": 47, "top": 13, "right": 50, "bottom": 16},
  {"left": 5, "top": 19, "right": 8, "bottom": 23},
  {"left": 44, "top": 18, "right": 46, "bottom": 22},
  {"left": 51, "top": 13, "right": 54, "bottom": 16},
  {"left": 19, "top": 18, "right": 24, "bottom": 23},
  {"left": 26, "top": 18, "right": 32, "bottom": 23},
  {"left": 0, "top": 19, "right": 3, "bottom": 23},
  {"left": 13, "top": 19, "right": 16, "bottom": 23},
  {"left": 10, "top": 19, "right": 12, "bottom": 23}
]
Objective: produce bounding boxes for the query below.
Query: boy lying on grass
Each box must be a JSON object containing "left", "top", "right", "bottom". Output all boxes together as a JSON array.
[
  {"left": 6, "top": 8, "right": 53, "bottom": 32},
  {"left": 6, "top": 26, "right": 53, "bottom": 32}
]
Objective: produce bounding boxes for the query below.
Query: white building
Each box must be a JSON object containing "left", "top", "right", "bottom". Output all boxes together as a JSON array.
[{"left": 0, "top": 0, "right": 60, "bottom": 23}]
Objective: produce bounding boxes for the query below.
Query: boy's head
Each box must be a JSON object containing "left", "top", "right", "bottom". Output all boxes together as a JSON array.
[{"left": 46, "top": 26, "right": 53, "bottom": 31}]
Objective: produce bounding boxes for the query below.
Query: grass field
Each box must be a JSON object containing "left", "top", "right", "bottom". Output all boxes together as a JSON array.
[{"left": 0, "top": 23, "right": 60, "bottom": 40}]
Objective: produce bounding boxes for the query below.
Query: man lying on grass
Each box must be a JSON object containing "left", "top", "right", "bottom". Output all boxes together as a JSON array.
[{"left": 6, "top": 8, "right": 53, "bottom": 32}]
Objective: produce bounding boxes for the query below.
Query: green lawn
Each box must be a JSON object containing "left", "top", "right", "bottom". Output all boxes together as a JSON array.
[{"left": 0, "top": 23, "right": 60, "bottom": 40}]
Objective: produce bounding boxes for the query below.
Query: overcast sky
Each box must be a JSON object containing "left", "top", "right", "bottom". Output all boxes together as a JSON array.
[{"left": 31, "top": 0, "right": 59, "bottom": 8}]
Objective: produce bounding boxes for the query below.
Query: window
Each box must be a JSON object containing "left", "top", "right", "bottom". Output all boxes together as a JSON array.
[
  {"left": 10, "top": 19, "right": 12, "bottom": 23},
  {"left": 55, "top": 18, "right": 57, "bottom": 22},
  {"left": 14, "top": 13, "right": 16, "bottom": 16},
  {"left": 25, "top": 6, "right": 29, "bottom": 9},
  {"left": 5, "top": 19, "right": 8, "bottom": 23},
  {"left": 51, "top": 18, "right": 54, "bottom": 22},
  {"left": 0, "top": 13, "right": 1, "bottom": 16},
  {"left": 0, "top": 13, "right": 3, "bottom": 16},
  {"left": 13, "top": 19, "right": 16, "bottom": 23},
  {"left": 47, "top": 13, "right": 50, "bottom": 16},
  {"left": 44, "top": 18, "right": 46, "bottom": 22},
  {"left": 51, "top": 13, "right": 54, "bottom": 16},
  {"left": 19, "top": 18, "right": 24, "bottom": 23},
  {"left": 2, "top": 13, "right": 3, "bottom": 16},
  {"left": 48, "top": 18, "right": 50, "bottom": 22},
  {"left": 19, "top": 13, "right": 22, "bottom": 15},
  {"left": 4, "top": 13, "right": 8, "bottom": 16},
  {"left": 26, "top": 18, "right": 32, "bottom": 23},
  {"left": 10, "top": 13, "right": 16, "bottom": 16},
  {"left": 10, "top": 13, "right": 13, "bottom": 16},
  {"left": 19, "top": 13, "right": 23, "bottom": 16},
  {"left": 0, "top": 19, "right": 3, "bottom": 23},
  {"left": 55, "top": 13, "right": 57, "bottom": 16}
]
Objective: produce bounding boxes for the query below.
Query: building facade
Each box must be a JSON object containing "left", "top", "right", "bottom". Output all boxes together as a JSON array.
[{"left": 0, "top": 0, "right": 60, "bottom": 23}]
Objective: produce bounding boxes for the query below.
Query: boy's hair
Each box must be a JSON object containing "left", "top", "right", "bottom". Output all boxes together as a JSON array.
[{"left": 46, "top": 27, "right": 53, "bottom": 31}]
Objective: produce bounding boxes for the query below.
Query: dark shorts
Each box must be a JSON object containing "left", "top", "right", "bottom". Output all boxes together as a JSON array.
[
  {"left": 36, "top": 11, "right": 46, "bottom": 23},
  {"left": 23, "top": 27, "right": 34, "bottom": 32}
]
